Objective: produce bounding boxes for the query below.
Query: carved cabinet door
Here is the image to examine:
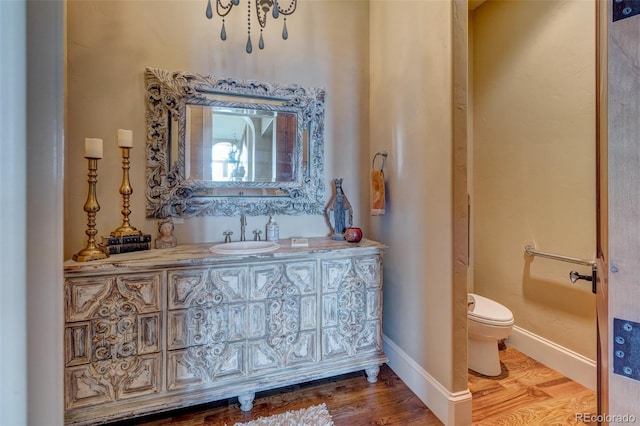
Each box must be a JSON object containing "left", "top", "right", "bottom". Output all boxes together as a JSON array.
[
  {"left": 321, "top": 256, "right": 383, "bottom": 359},
  {"left": 64, "top": 273, "right": 162, "bottom": 410}
]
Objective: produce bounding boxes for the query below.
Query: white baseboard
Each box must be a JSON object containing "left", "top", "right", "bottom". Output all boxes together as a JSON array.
[
  {"left": 382, "top": 334, "right": 472, "bottom": 426},
  {"left": 507, "top": 325, "right": 596, "bottom": 390}
]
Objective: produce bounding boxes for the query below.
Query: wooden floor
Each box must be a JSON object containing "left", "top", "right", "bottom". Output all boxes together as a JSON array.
[
  {"left": 124, "top": 346, "right": 596, "bottom": 426},
  {"left": 469, "top": 346, "right": 596, "bottom": 425}
]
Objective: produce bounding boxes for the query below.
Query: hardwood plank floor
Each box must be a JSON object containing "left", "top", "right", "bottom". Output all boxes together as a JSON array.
[
  {"left": 469, "top": 346, "right": 597, "bottom": 425},
  {"left": 121, "top": 346, "right": 596, "bottom": 426},
  {"left": 123, "top": 364, "right": 440, "bottom": 426}
]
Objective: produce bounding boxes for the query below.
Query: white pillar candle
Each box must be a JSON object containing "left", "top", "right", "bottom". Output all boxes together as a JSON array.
[
  {"left": 84, "top": 138, "right": 103, "bottom": 159},
  {"left": 117, "top": 129, "right": 133, "bottom": 148}
]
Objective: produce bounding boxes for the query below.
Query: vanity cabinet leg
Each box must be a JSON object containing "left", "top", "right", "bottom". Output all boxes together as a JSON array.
[
  {"left": 238, "top": 392, "right": 255, "bottom": 411},
  {"left": 365, "top": 365, "right": 381, "bottom": 383}
]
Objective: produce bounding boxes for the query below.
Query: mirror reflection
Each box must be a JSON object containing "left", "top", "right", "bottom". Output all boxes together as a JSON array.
[
  {"left": 144, "top": 67, "right": 326, "bottom": 218},
  {"left": 186, "top": 105, "right": 297, "bottom": 183}
]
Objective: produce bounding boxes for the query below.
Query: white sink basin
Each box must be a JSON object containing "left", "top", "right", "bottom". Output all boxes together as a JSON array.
[{"left": 209, "top": 241, "right": 280, "bottom": 255}]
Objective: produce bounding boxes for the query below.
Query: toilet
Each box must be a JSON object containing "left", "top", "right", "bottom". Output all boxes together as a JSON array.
[{"left": 467, "top": 293, "right": 514, "bottom": 376}]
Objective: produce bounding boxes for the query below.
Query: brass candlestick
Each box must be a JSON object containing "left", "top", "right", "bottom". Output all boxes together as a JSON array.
[
  {"left": 73, "top": 158, "right": 109, "bottom": 261},
  {"left": 111, "top": 146, "right": 142, "bottom": 237}
]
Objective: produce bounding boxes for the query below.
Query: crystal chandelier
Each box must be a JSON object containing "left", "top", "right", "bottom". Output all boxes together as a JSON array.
[{"left": 206, "top": 0, "right": 298, "bottom": 54}]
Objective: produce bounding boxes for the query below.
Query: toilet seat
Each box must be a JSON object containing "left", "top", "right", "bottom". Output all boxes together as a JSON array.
[{"left": 468, "top": 293, "right": 514, "bottom": 326}]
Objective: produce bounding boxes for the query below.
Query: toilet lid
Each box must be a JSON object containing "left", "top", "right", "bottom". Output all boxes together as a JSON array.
[{"left": 468, "top": 293, "right": 514, "bottom": 324}]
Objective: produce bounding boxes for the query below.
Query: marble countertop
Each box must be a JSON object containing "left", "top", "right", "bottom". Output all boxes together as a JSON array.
[{"left": 64, "top": 237, "right": 386, "bottom": 274}]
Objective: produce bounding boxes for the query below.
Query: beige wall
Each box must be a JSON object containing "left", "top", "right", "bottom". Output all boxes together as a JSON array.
[
  {"left": 370, "top": 0, "right": 468, "bottom": 394},
  {"left": 472, "top": 0, "right": 596, "bottom": 359},
  {"left": 65, "top": 0, "right": 370, "bottom": 259}
]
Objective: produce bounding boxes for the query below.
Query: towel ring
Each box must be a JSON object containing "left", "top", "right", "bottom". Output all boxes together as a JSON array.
[{"left": 372, "top": 151, "right": 388, "bottom": 170}]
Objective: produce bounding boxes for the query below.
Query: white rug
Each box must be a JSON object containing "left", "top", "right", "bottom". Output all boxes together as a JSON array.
[{"left": 233, "top": 403, "right": 335, "bottom": 426}]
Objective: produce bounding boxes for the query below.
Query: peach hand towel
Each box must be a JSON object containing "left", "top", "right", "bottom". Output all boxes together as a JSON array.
[{"left": 371, "top": 169, "right": 385, "bottom": 215}]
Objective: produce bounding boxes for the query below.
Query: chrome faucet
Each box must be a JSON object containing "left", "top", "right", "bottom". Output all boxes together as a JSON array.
[{"left": 240, "top": 214, "right": 247, "bottom": 241}]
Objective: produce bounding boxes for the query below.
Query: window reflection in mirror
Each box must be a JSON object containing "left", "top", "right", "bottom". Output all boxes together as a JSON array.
[{"left": 185, "top": 105, "right": 297, "bottom": 183}]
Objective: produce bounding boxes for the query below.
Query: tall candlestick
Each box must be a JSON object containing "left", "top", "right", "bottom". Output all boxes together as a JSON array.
[
  {"left": 110, "top": 144, "right": 142, "bottom": 237},
  {"left": 85, "top": 138, "right": 103, "bottom": 159},
  {"left": 117, "top": 129, "right": 133, "bottom": 148},
  {"left": 73, "top": 158, "right": 109, "bottom": 261}
]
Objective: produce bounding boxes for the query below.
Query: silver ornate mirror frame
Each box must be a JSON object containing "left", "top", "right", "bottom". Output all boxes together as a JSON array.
[{"left": 144, "top": 67, "right": 326, "bottom": 218}]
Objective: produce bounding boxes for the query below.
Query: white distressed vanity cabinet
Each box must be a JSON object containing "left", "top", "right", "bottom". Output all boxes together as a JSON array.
[{"left": 63, "top": 238, "right": 387, "bottom": 425}]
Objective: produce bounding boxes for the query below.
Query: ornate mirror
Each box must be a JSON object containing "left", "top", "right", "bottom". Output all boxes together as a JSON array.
[{"left": 144, "top": 67, "right": 326, "bottom": 218}]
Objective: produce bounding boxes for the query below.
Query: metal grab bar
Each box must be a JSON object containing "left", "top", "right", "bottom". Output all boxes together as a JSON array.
[{"left": 524, "top": 245, "right": 595, "bottom": 267}]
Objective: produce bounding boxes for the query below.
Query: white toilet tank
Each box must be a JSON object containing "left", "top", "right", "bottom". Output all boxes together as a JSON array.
[{"left": 468, "top": 293, "right": 514, "bottom": 326}]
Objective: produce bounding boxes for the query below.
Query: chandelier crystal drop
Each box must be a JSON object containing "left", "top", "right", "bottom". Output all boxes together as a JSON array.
[{"left": 206, "top": 0, "right": 297, "bottom": 53}]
